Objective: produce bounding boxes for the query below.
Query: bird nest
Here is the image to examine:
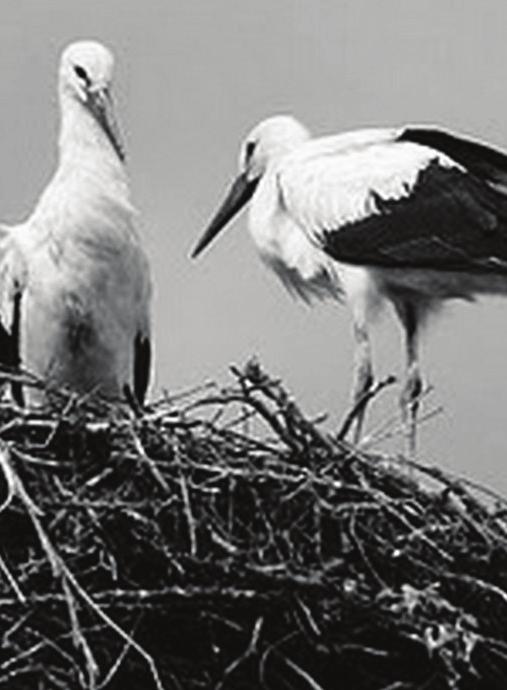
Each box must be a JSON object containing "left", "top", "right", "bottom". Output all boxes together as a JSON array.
[{"left": 0, "top": 362, "right": 504, "bottom": 689}]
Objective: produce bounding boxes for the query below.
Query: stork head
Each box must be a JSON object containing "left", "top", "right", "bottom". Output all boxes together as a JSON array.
[
  {"left": 59, "top": 40, "right": 125, "bottom": 161},
  {"left": 239, "top": 115, "right": 310, "bottom": 182},
  {"left": 191, "top": 115, "right": 309, "bottom": 258}
]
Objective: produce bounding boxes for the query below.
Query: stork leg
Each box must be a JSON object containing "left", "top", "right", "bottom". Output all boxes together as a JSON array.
[
  {"left": 349, "top": 319, "right": 374, "bottom": 443},
  {"left": 396, "top": 301, "right": 423, "bottom": 455}
]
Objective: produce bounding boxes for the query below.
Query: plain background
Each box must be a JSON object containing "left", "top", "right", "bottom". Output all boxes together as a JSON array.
[{"left": 0, "top": 0, "right": 506, "bottom": 489}]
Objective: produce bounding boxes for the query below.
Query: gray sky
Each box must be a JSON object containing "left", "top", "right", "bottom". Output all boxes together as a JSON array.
[{"left": 1, "top": 0, "right": 506, "bottom": 489}]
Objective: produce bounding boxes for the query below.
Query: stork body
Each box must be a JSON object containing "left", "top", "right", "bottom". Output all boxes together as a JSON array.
[
  {"left": 0, "top": 41, "right": 152, "bottom": 405},
  {"left": 192, "top": 116, "right": 507, "bottom": 450}
]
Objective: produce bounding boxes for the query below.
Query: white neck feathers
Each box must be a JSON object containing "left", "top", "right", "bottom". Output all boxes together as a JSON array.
[{"left": 58, "top": 92, "right": 125, "bottom": 177}]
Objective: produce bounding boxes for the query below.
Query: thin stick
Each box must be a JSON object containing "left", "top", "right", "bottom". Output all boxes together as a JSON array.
[
  {"left": 337, "top": 375, "right": 397, "bottom": 441},
  {"left": 179, "top": 471, "right": 197, "bottom": 557},
  {"left": 215, "top": 617, "right": 263, "bottom": 690},
  {"left": 0, "top": 552, "right": 25, "bottom": 604}
]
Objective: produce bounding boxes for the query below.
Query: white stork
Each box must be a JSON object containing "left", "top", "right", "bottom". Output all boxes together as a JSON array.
[
  {"left": 192, "top": 115, "right": 507, "bottom": 451},
  {"left": 0, "top": 41, "right": 152, "bottom": 406}
]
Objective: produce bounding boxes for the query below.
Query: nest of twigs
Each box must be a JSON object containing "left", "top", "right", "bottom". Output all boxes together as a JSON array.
[{"left": 0, "top": 360, "right": 504, "bottom": 689}]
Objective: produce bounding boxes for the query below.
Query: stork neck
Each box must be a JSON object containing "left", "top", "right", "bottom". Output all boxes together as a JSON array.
[{"left": 58, "top": 92, "right": 125, "bottom": 177}]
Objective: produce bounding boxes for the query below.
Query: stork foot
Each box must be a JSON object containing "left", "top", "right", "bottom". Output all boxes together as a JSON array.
[
  {"left": 341, "top": 320, "right": 374, "bottom": 444},
  {"left": 346, "top": 361, "right": 374, "bottom": 444},
  {"left": 400, "top": 364, "right": 423, "bottom": 456},
  {"left": 352, "top": 376, "right": 374, "bottom": 444}
]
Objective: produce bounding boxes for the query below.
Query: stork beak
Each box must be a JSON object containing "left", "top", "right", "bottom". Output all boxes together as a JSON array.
[
  {"left": 87, "top": 87, "right": 126, "bottom": 162},
  {"left": 191, "top": 173, "right": 259, "bottom": 258}
]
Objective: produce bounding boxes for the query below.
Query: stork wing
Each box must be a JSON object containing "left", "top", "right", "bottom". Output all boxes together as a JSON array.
[
  {"left": 0, "top": 229, "right": 26, "bottom": 405},
  {"left": 278, "top": 136, "right": 507, "bottom": 273},
  {"left": 399, "top": 127, "right": 507, "bottom": 187},
  {"left": 134, "top": 332, "right": 151, "bottom": 406}
]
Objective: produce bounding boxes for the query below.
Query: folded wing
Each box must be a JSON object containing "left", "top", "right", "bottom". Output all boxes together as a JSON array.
[
  {"left": 278, "top": 131, "right": 507, "bottom": 273},
  {"left": 399, "top": 126, "right": 507, "bottom": 187},
  {"left": 0, "top": 228, "right": 26, "bottom": 404},
  {"left": 134, "top": 332, "right": 151, "bottom": 406}
]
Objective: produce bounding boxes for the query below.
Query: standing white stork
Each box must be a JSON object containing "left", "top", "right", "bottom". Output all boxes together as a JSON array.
[
  {"left": 192, "top": 115, "right": 507, "bottom": 451},
  {"left": 0, "top": 41, "right": 152, "bottom": 406}
]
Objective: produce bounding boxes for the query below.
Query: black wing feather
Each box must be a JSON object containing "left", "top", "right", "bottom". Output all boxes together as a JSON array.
[
  {"left": 134, "top": 333, "right": 151, "bottom": 406},
  {"left": 0, "top": 292, "right": 23, "bottom": 406},
  {"left": 322, "top": 161, "right": 507, "bottom": 273},
  {"left": 399, "top": 127, "right": 507, "bottom": 186},
  {"left": 0, "top": 322, "right": 13, "bottom": 366}
]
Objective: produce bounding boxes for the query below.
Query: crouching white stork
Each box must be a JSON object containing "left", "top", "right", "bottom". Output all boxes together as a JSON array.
[
  {"left": 192, "top": 115, "right": 507, "bottom": 451},
  {"left": 0, "top": 41, "right": 152, "bottom": 406}
]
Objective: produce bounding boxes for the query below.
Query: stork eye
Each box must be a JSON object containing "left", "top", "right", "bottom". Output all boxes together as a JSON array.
[
  {"left": 245, "top": 141, "right": 256, "bottom": 163},
  {"left": 73, "top": 65, "right": 90, "bottom": 84}
]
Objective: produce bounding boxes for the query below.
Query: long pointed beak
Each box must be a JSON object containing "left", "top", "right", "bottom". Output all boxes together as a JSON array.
[
  {"left": 191, "top": 173, "right": 259, "bottom": 259},
  {"left": 87, "top": 87, "right": 126, "bottom": 162}
]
